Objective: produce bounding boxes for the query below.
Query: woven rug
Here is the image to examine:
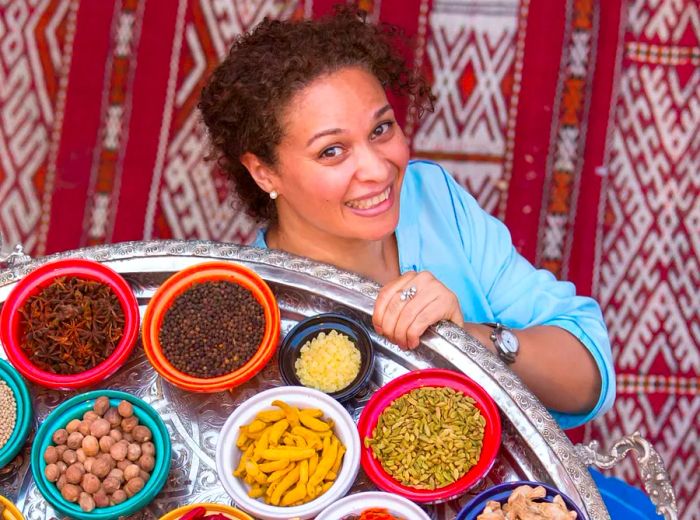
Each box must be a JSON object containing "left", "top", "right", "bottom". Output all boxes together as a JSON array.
[{"left": 0, "top": 0, "right": 697, "bottom": 517}]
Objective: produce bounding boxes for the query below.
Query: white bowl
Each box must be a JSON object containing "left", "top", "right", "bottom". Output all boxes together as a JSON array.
[
  {"left": 216, "top": 386, "right": 361, "bottom": 520},
  {"left": 315, "top": 491, "right": 432, "bottom": 520}
]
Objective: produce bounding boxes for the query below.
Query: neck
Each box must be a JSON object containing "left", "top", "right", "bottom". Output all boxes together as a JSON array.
[{"left": 266, "top": 216, "right": 399, "bottom": 285}]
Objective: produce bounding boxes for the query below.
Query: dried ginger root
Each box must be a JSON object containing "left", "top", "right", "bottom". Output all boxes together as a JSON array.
[{"left": 476, "top": 485, "right": 577, "bottom": 519}]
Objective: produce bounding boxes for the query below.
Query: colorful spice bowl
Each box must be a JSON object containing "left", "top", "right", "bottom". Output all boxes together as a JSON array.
[
  {"left": 455, "top": 481, "right": 586, "bottom": 520},
  {"left": 142, "top": 261, "right": 280, "bottom": 393},
  {"left": 159, "top": 503, "right": 254, "bottom": 520},
  {"left": 31, "top": 390, "right": 171, "bottom": 520},
  {"left": 357, "top": 369, "right": 502, "bottom": 504},
  {"left": 315, "top": 491, "right": 432, "bottom": 520},
  {"left": 278, "top": 313, "right": 375, "bottom": 401},
  {"left": 216, "top": 386, "right": 361, "bottom": 520},
  {"left": 0, "top": 359, "right": 32, "bottom": 469},
  {"left": 0, "top": 258, "right": 140, "bottom": 389},
  {"left": 0, "top": 495, "right": 24, "bottom": 519}
]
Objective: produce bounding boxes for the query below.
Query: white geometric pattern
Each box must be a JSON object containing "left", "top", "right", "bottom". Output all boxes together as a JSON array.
[
  {"left": 146, "top": 0, "right": 302, "bottom": 241},
  {"left": 0, "top": 0, "right": 72, "bottom": 254}
]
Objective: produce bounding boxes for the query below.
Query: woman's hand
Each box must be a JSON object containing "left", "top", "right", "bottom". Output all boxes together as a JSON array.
[{"left": 373, "top": 271, "right": 464, "bottom": 349}]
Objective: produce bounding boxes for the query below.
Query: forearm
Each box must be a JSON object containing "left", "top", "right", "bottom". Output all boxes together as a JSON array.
[{"left": 464, "top": 323, "right": 602, "bottom": 414}]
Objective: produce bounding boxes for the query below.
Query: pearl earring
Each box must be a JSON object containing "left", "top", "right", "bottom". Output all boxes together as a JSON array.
[{"left": 269, "top": 190, "right": 278, "bottom": 200}]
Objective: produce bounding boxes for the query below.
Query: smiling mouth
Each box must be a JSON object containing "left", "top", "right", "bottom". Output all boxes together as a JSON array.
[{"left": 345, "top": 186, "right": 391, "bottom": 210}]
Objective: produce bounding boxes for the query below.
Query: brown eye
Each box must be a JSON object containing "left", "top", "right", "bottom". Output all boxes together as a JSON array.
[
  {"left": 320, "top": 146, "right": 342, "bottom": 159},
  {"left": 371, "top": 121, "right": 393, "bottom": 139}
]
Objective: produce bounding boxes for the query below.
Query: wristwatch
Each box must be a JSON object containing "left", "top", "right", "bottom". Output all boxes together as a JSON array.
[{"left": 485, "top": 323, "right": 519, "bottom": 364}]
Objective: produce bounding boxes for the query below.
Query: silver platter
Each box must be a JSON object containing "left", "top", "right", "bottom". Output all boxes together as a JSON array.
[{"left": 0, "top": 240, "right": 622, "bottom": 519}]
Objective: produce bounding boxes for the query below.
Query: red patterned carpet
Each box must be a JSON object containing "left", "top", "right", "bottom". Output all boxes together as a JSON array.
[{"left": 0, "top": 0, "right": 698, "bottom": 517}]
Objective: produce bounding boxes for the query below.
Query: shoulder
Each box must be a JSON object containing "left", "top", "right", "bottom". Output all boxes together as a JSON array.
[{"left": 403, "top": 159, "right": 481, "bottom": 216}]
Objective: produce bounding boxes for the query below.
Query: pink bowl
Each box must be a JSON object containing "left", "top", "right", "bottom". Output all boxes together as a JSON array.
[
  {"left": 0, "top": 258, "right": 139, "bottom": 389},
  {"left": 357, "top": 369, "right": 502, "bottom": 503}
]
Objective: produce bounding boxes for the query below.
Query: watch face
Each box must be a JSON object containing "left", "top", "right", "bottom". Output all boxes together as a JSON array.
[{"left": 501, "top": 330, "right": 519, "bottom": 354}]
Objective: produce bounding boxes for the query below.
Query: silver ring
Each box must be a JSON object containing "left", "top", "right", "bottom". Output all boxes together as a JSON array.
[{"left": 400, "top": 285, "right": 417, "bottom": 301}]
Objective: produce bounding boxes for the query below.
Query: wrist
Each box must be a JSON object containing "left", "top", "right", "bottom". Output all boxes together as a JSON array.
[{"left": 462, "top": 322, "right": 496, "bottom": 352}]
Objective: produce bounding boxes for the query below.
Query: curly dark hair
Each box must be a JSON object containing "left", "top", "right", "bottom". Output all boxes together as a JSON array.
[{"left": 198, "top": 5, "right": 434, "bottom": 222}]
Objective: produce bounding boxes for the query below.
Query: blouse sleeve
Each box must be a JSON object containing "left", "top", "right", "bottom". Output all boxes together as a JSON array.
[{"left": 440, "top": 166, "right": 615, "bottom": 429}]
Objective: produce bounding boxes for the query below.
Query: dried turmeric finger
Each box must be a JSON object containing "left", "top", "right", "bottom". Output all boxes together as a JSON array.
[
  {"left": 268, "top": 419, "right": 289, "bottom": 446},
  {"left": 272, "top": 400, "right": 300, "bottom": 427},
  {"left": 299, "top": 413, "right": 330, "bottom": 432},
  {"left": 237, "top": 426, "right": 250, "bottom": 448},
  {"left": 247, "top": 419, "right": 268, "bottom": 434},
  {"left": 258, "top": 459, "right": 289, "bottom": 473},
  {"left": 298, "top": 459, "right": 309, "bottom": 486},
  {"left": 308, "top": 452, "right": 319, "bottom": 477},
  {"left": 262, "top": 447, "right": 316, "bottom": 461},
  {"left": 331, "top": 444, "right": 345, "bottom": 475},
  {"left": 299, "top": 408, "right": 323, "bottom": 418},
  {"left": 270, "top": 464, "right": 301, "bottom": 505},
  {"left": 267, "top": 462, "right": 295, "bottom": 483},
  {"left": 234, "top": 444, "right": 255, "bottom": 477},
  {"left": 308, "top": 437, "right": 338, "bottom": 488},
  {"left": 255, "top": 409, "right": 286, "bottom": 423},
  {"left": 248, "top": 484, "right": 266, "bottom": 498},
  {"left": 281, "top": 482, "right": 307, "bottom": 506},
  {"left": 245, "top": 460, "right": 268, "bottom": 485},
  {"left": 252, "top": 429, "right": 271, "bottom": 462},
  {"left": 291, "top": 426, "right": 322, "bottom": 449}
]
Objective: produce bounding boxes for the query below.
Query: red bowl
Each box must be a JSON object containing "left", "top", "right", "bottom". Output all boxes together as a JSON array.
[
  {"left": 0, "top": 258, "right": 140, "bottom": 389},
  {"left": 357, "top": 368, "right": 502, "bottom": 503}
]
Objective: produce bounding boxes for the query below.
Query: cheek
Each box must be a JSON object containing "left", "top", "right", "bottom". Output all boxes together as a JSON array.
[{"left": 289, "top": 169, "right": 350, "bottom": 207}]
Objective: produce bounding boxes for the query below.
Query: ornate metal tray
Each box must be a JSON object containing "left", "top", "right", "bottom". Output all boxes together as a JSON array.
[{"left": 0, "top": 240, "right": 677, "bottom": 520}]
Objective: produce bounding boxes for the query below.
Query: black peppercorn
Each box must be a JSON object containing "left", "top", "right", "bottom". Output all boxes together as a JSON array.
[{"left": 159, "top": 281, "right": 265, "bottom": 378}]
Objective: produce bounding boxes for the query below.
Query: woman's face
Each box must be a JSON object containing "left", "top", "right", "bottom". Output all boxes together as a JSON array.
[{"left": 271, "top": 66, "right": 410, "bottom": 242}]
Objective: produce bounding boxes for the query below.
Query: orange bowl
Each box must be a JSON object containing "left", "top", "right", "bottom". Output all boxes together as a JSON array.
[
  {"left": 159, "top": 503, "right": 253, "bottom": 520},
  {"left": 142, "top": 261, "right": 280, "bottom": 392}
]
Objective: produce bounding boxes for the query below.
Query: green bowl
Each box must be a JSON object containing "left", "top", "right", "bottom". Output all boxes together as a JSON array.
[
  {"left": 31, "top": 390, "right": 171, "bottom": 519},
  {"left": 0, "top": 358, "right": 33, "bottom": 468}
]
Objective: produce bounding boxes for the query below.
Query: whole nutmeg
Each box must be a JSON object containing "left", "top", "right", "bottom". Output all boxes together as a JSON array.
[
  {"left": 65, "top": 463, "right": 85, "bottom": 484},
  {"left": 56, "top": 461, "right": 68, "bottom": 474},
  {"left": 132, "top": 425, "right": 152, "bottom": 443},
  {"left": 141, "top": 442, "right": 155, "bottom": 456},
  {"left": 127, "top": 443, "right": 142, "bottom": 462},
  {"left": 80, "top": 472, "right": 101, "bottom": 494},
  {"left": 56, "top": 474, "right": 67, "bottom": 491},
  {"left": 93, "top": 487, "right": 110, "bottom": 508},
  {"left": 102, "top": 476, "right": 121, "bottom": 494},
  {"left": 93, "top": 396, "right": 111, "bottom": 416},
  {"left": 110, "top": 440, "right": 129, "bottom": 461},
  {"left": 137, "top": 454, "right": 155, "bottom": 473},
  {"left": 52, "top": 429, "right": 68, "bottom": 445},
  {"left": 78, "top": 491, "right": 96, "bottom": 513},
  {"left": 55, "top": 444, "right": 67, "bottom": 458},
  {"left": 139, "top": 469, "right": 151, "bottom": 482},
  {"left": 66, "top": 419, "right": 82, "bottom": 434},
  {"left": 109, "top": 428, "right": 123, "bottom": 442},
  {"left": 62, "top": 449, "right": 77, "bottom": 465},
  {"left": 66, "top": 431, "right": 84, "bottom": 450},
  {"left": 123, "top": 432, "right": 134, "bottom": 443},
  {"left": 77, "top": 420, "right": 91, "bottom": 436},
  {"left": 83, "top": 457, "right": 95, "bottom": 473},
  {"left": 117, "top": 459, "right": 131, "bottom": 471},
  {"left": 108, "top": 468, "right": 125, "bottom": 483},
  {"left": 124, "top": 476, "right": 145, "bottom": 497},
  {"left": 91, "top": 457, "right": 111, "bottom": 479},
  {"left": 121, "top": 416, "right": 139, "bottom": 433},
  {"left": 104, "top": 407, "right": 122, "bottom": 428},
  {"left": 44, "top": 446, "right": 58, "bottom": 465},
  {"left": 117, "top": 400, "right": 134, "bottom": 418},
  {"left": 99, "top": 435, "right": 115, "bottom": 454},
  {"left": 82, "top": 435, "right": 100, "bottom": 457},
  {"left": 123, "top": 464, "right": 140, "bottom": 481},
  {"left": 76, "top": 448, "right": 87, "bottom": 463},
  {"left": 111, "top": 489, "right": 127, "bottom": 505},
  {"left": 44, "top": 463, "right": 60, "bottom": 482},
  {"left": 61, "top": 483, "right": 81, "bottom": 503},
  {"left": 89, "top": 418, "right": 111, "bottom": 439},
  {"left": 98, "top": 452, "right": 117, "bottom": 470},
  {"left": 83, "top": 411, "right": 99, "bottom": 422}
]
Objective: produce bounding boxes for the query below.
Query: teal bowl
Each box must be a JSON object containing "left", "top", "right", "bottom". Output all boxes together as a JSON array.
[
  {"left": 31, "top": 390, "right": 171, "bottom": 519},
  {"left": 0, "top": 358, "right": 33, "bottom": 468}
]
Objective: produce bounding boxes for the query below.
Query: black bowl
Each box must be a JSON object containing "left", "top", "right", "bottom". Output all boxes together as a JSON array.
[{"left": 278, "top": 313, "right": 375, "bottom": 402}]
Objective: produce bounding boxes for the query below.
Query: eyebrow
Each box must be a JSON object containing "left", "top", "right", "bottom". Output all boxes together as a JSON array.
[{"left": 305, "top": 104, "right": 393, "bottom": 147}]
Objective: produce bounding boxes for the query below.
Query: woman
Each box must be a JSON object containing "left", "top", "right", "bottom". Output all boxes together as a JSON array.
[{"left": 199, "top": 7, "right": 660, "bottom": 518}]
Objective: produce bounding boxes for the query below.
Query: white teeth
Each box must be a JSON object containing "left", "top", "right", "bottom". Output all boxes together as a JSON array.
[{"left": 346, "top": 187, "right": 390, "bottom": 209}]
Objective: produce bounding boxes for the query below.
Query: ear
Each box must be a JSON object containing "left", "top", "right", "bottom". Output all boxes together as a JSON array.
[{"left": 240, "top": 152, "right": 278, "bottom": 194}]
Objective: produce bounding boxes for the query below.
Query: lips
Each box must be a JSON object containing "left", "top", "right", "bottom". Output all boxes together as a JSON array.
[{"left": 345, "top": 186, "right": 391, "bottom": 210}]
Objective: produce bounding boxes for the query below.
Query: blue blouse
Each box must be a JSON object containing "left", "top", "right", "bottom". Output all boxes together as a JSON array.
[{"left": 254, "top": 159, "right": 615, "bottom": 429}]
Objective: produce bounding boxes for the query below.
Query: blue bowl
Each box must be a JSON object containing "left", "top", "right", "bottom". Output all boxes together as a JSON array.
[
  {"left": 31, "top": 390, "right": 171, "bottom": 520},
  {"left": 457, "top": 481, "right": 587, "bottom": 519},
  {"left": 278, "top": 313, "right": 375, "bottom": 402},
  {"left": 0, "top": 358, "right": 33, "bottom": 468}
]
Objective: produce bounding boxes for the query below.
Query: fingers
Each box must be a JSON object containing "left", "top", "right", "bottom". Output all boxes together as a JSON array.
[{"left": 372, "top": 271, "right": 418, "bottom": 334}]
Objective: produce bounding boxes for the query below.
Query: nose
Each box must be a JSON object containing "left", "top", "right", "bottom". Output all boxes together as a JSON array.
[{"left": 354, "top": 144, "right": 391, "bottom": 183}]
